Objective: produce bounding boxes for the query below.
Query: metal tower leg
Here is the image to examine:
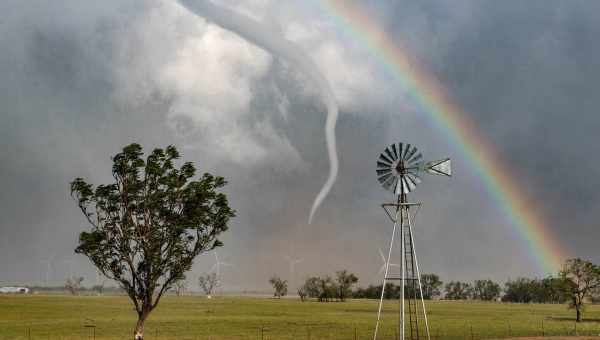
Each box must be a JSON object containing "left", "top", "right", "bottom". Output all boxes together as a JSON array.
[
  {"left": 373, "top": 205, "right": 401, "bottom": 340},
  {"left": 407, "top": 212, "right": 431, "bottom": 340},
  {"left": 374, "top": 199, "right": 430, "bottom": 340}
]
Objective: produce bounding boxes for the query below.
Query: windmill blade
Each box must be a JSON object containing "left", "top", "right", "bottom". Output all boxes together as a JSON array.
[
  {"left": 377, "top": 161, "right": 391, "bottom": 169},
  {"left": 425, "top": 158, "right": 452, "bottom": 177},
  {"left": 406, "top": 173, "right": 421, "bottom": 185},
  {"left": 379, "top": 153, "right": 393, "bottom": 165},
  {"left": 391, "top": 144, "right": 399, "bottom": 160},
  {"left": 404, "top": 175, "right": 418, "bottom": 192},
  {"left": 403, "top": 143, "right": 412, "bottom": 160},
  {"left": 376, "top": 168, "right": 392, "bottom": 176},
  {"left": 408, "top": 152, "right": 423, "bottom": 164},
  {"left": 395, "top": 178, "right": 403, "bottom": 195},
  {"left": 383, "top": 176, "right": 396, "bottom": 191},
  {"left": 378, "top": 172, "right": 393, "bottom": 184},
  {"left": 384, "top": 147, "right": 395, "bottom": 162},
  {"left": 404, "top": 145, "right": 418, "bottom": 162},
  {"left": 403, "top": 177, "right": 416, "bottom": 193}
]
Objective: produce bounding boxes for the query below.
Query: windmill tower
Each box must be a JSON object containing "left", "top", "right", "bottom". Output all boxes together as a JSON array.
[{"left": 374, "top": 143, "right": 451, "bottom": 340}]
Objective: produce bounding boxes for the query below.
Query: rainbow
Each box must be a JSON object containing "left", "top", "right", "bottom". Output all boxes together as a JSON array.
[{"left": 315, "top": 0, "right": 566, "bottom": 274}]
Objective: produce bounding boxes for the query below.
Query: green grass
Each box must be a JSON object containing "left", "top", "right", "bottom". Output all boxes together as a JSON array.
[{"left": 1, "top": 295, "right": 600, "bottom": 339}]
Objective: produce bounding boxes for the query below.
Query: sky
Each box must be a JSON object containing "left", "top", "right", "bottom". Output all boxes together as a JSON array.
[{"left": 1, "top": 0, "right": 600, "bottom": 292}]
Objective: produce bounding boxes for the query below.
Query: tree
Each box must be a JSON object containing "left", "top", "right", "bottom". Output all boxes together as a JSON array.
[
  {"left": 297, "top": 286, "right": 307, "bottom": 301},
  {"left": 70, "top": 144, "right": 234, "bottom": 340},
  {"left": 472, "top": 279, "right": 501, "bottom": 301},
  {"left": 444, "top": 281, "right": 472, "bottom": 300},
  {"left": 534, "top": 276, "right": 569, "bottom": 304},
  {"left": 65, "top": 276, "right": 84, "bottom": 295},
  {"left": 302, "top": 277, "right": 322, "bottom": 299},
  {"left": 502, "top": 277, "right": 536, "bottom": 303},
  {"left": 92, "top": 284, "right": 105, "bottom": 295},
  {"left": 335, "top": 270, "right": 358, "bottom": 302},
  {"left": 420, "top": 274, "right": 443, "bottom": 300},
  {"left": 269, "top": 276, "right": 288, "bottom": 298},
  {"left": 198, "top": 273, "right": 219, "bottom": 298},
  {"left": 559, "top": 258, "right": 600, "bottom": 322},
  {"left": 318, "top": 276, "right": 338, "bottom": 302},
  {"left": 300, "top": 276, "right": 337, "bottom": 302}
]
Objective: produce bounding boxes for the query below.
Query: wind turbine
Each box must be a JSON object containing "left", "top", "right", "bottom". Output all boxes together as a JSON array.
[
  {"left": 378, "top": 248, "right": 399, "bottom": 276},
  {"left": 210, "top": 251, "right": 233, "bottom": 290},
  {"left": 284, "top": 255, "right": 303, "bottom": 289},
  {"left": 41, "top": 259, "right": 53, "bottom": 286}
]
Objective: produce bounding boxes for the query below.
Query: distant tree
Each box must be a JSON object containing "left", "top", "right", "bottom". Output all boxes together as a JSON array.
[
  {"left": 444, "top": 281, "right": 472, "bottom": 300},
  {"left": 269, "top": 276, "right": 288, "bottom": 298},
  {"left": 559, "top": 258, "right": 600, "bottom": 322},
  {"left": 65, "top": 276, "right": 84, "bottom": 295},
  {"left": 173, "top": 280, "right": 186, "bottom": 297},
  {"left": 70, "top": 144, "right": 235, "bottom": 340},
  {"left": 198, "top": 273, "right": 219, "bottom": 298},
  {"left": 420, "top": 274, "right": 443, "bottom": 300},
  {"left": 335, "top": 270, "right": 358, "bottom": 302},
  {"left": 92, "top": 284, "right": 105, "bottom": 295},
  {"left": 472, "top": 279, "right": 501, "bottom": 301},
  {"left": 92, "top": 272, "right": 107, "bottom": 295},
  {"left": 300, "top": 276, "right": 338, "bottom": 302},
  {"left": 530, "top": 276, "right": 569, "bottom": 304},
  {"left": 302, "top": 277, "right": 322, "bottom": 299},
  {"left": 297, "top": 286, "right": 307, "bottom": 302},
  {"left": 502, "top": 277, "right": 536, "bottom": 303},
  {"left": 318, "top": 276, "right": 337, "bottom": 302}
]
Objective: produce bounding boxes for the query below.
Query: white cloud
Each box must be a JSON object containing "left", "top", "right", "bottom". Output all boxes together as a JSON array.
[{"left": 110, "top": 0, "right": 306, "bottom": 169}]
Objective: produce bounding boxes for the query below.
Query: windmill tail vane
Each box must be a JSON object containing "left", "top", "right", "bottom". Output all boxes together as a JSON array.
[{"left": 373, "top": 142, "right": 450, "bottom": 340}]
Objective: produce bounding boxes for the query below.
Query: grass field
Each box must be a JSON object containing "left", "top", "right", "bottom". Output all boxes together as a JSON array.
[{"left": 2, "top": 295, "right": 600, "bottom": 339}]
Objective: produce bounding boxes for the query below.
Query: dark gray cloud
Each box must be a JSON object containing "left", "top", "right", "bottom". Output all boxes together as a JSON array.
[{"left": 1, "top": 0, "right": 599, "bottom": 291}]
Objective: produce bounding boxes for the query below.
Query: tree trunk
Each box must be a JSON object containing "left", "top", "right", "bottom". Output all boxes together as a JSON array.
[
  {"left": 134, "top": 312, "right": 149, "bottom": 340},
  {"left": 576, "top": 307, "right": 581, "bottom": 322}
]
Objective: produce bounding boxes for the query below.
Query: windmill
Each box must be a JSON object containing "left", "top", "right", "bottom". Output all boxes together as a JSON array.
[{"left": 374, "top": 142, "right": 451, "bottom": 340}]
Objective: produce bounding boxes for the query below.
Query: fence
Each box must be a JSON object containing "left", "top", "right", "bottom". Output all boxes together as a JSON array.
[{"left": 5, "top": 319, "right": 600, "bottom": 340}]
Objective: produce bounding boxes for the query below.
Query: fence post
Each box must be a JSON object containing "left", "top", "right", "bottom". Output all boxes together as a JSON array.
[
  {"left": 261, "top": 325, "right": 264, "bottom": 340},
  {"left": 354, "top": 326, "right": 357, "bottom": 340},
  {"left": 507, "top": 322, "right": 511, "bottom": 337},
  {"left": 307, "top": 326, "right": 310, "bottom": 340},
  {"left": 470, "top": 324, "right": 474, "bottom": 340},
  {"left": 541, "top": 319, "right": 544, "bottom": 337},
  {"left": 574, "top": 321, "right": 577, "bottom": 336}
]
